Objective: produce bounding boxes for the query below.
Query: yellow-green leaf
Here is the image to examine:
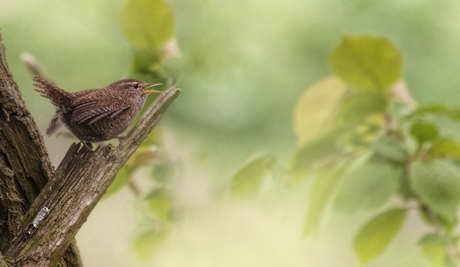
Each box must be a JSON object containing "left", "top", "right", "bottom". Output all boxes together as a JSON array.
[
  {"left": 422, "top": 243, "right": 446, "bottom": 267},
  {"left": 103, "top": 166, "right": 133, "bottom": 199},
  {"left": 429, "top": 138, "right": 460, "bottom": 160},
  {"left": 329, "top": 35, "right": 402, "bottom": 91},
  {"left": 303, "top": 164, "right": 346, "bottom": 236},
  {"left": 418, "top": 233, "right": 448, "bottom": 267},
  {"left": 335, "top": 92, "right": 387, "bottom": 126},
  {"left": 293, "top": 76, "right": 347, "bottom": 143},
  {"left": 231, "top": 155, "right": 275, "bottom": 197},
  {"left": 354, "top": 209, "right": 406, "bottom": 265},
  {"left": 104, "top": 146, "right": 161, "bottom": 199},
  {"left": 118, "top": 0, "right": 175, "bottom": 49},
  {"left": 145, "top": 188, "right": 171, "bottom": 221},
  {"left": 135, "top": 229, "right": 168, "bottom": 263}
]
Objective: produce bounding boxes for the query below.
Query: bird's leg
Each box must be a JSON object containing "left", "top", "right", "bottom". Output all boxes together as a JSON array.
[{"left": 80, "top": 141, "right": 93, "bottom": 150}]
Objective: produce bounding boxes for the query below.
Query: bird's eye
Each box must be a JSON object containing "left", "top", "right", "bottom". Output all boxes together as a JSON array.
[{"left": 133, "top": 83, "right": 139, "bottom": 89}]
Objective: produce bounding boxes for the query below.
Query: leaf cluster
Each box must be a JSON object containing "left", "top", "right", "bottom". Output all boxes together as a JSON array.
[{"left": 230, "top": 34, "right": 460, "bottom": 266}]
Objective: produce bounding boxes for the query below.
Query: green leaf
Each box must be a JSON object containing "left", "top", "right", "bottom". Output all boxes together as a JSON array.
[
  {"left": 118, "top": 0, "right": 175, "bottom": 49},
  {"left": 329, "top": 35, "right": 402, "bottom": 91},
  {"left": 418, "top": 232, "right": 450, "bottom": 245},
  {"left": 230, "top": 155, "right": 275, "bottom": 197},
  {"left": 410, "top": 106, "right": 460, "bottom": 142},
  {"left": 303, "top": 163, "right": 346, "bottom": 236},
  {"left": 151, "top": 162, "right": 174, "bottom": 183},
  {"left": 132, "top": 49, "right": 162, "bottom": 73},
  {"left": 414, "top": 105, "right": 460, "bottom": 121},
  {"left": 429, "top": 138, "right": 460, "bottom": 160},
  {"left": 293, "top": 76, "right": 347, "bottom": 143},
  {"left": 145, "top": 188, "right": 171, "bottom": 220},
  {"left": 291, "top": 128, "right": 343, "bottom": 173},
  {"left": 104, "top": 147, "right": 160, "bottom": 199},
  {"left": 139, "top": 130, "right": 161, "bottom": 147},
  {"left": 103, "top": 134, "right": 163, "bottom": 199},
  {"left": 418, "top": 233, "right": 449, "bottom": 267},
  {"left": 135, "top": 229, "right": 168, "bottom": 263},
  {"left": 335, "top": 92, "right": 387, "bottom": 126},
  {"left": 354, "top": 208, "right": 406, "bottom": 265},
  {"left": 333, "top": 162, "right": 400, "bottom": 213},
  {"left": 103, "top": 165, "right": 133, "bottom": 199},
  {"left": 410, "top": 121, "right": 439, "bottom": 144},
  {"left": 372, "top": 137, "right": 407, "bottom": 162},
  {"left": 410, "top": 160, "right": 460, "bottom": 222}
]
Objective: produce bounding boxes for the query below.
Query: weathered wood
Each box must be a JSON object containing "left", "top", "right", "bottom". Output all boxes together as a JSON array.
[{"left": 0, "top": 31, "right": 52, "bottom": 248}]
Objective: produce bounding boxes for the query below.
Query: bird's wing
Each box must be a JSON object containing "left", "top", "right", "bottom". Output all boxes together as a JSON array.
[{"left": 70, "top": 94, "right": 130, "bottom": 125}]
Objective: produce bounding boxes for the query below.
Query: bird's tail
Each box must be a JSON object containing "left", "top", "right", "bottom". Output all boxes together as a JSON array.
[
  {"left": 33, "top": 76, "right": 74, "bottom": 108},
  {"left": 46, "top": 113, "right": 69, "bottom": 137}
]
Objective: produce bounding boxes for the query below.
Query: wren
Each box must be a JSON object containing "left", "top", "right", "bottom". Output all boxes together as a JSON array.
[{"left": 33, "top": 76, "right": 161, "bottom": 147}]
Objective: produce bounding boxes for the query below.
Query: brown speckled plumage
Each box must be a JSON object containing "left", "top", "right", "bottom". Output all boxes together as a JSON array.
[{"left": 33, "top": 76, "right": 160, "bottom": 143}]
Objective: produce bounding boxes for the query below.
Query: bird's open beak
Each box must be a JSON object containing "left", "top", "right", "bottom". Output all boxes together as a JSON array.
[{"left": 142, "top": 83, "right": 162, "bottom": 94}]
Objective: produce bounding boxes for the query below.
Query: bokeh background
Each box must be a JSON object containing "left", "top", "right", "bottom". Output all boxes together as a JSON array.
[{"left": 1, "top": 0, "right": 460, "bottom": 266}]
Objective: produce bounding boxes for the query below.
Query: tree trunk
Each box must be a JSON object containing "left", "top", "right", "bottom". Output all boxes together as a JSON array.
[{"left": 0, "top": 31, "right": 180, "bottom": 266}]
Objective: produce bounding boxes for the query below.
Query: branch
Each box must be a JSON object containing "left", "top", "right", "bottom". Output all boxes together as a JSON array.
[
  {"left": 0, "top": 32, "right": 52, "bottom": 245},
  {"left": 6, "top": 84, "right": 180, "bottom": 266}
]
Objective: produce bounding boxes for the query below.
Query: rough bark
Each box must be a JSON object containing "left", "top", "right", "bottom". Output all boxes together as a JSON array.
[
  {"left": 0, "top": 33, "right": 52, "bottom": 249},
  {"left": 0, "top": 31, "right": 180, "bottom": 266},
  {"left": 0, "top": 31, "right": 82, "bottom": 266}
]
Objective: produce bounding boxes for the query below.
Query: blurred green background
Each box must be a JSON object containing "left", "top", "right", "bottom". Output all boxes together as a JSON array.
[{"left": 1, "top": 0, "right": 460, "bottom": 266}]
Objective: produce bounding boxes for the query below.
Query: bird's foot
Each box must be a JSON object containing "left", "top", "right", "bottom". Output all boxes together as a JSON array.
[{"left": 80, "top": 141, "right": 93, "bottom": 150}]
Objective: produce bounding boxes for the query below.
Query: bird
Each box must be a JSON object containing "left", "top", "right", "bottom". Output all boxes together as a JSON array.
[{"left": 33, "top": 76, "right": 161, "bottom": 149}]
